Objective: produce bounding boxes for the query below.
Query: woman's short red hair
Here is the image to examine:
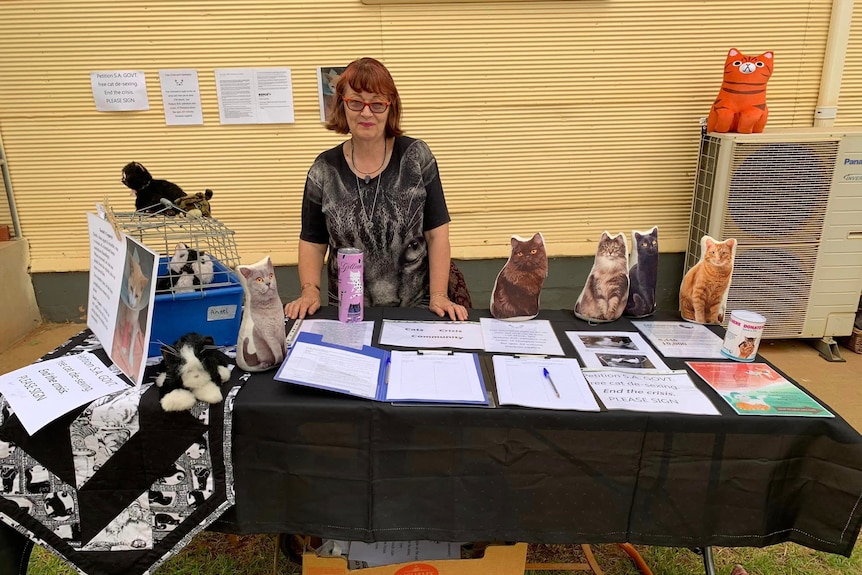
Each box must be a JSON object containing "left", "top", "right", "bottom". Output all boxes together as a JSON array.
[{"left": 325, "top": 57, "right": 404, "bottom": 137}]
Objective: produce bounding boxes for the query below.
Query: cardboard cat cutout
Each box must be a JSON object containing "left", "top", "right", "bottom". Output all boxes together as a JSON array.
[
  {"left": 575, "top": 231, "right": 630, "bottom": 323},
  {"left": 679, "top": 235, "right": 737, "bottom": 324},
  {"left": 490, "top": 233, "right": 548, "bottom": 321},
  {"left": 235, "top": 256, "right": 286, "bottom": 372},
  {"left": 624, "top": 227, "right": 659, "bottom": 318},
  {"left": 707, "top": 48, "right": 773, "bottom": 134}
]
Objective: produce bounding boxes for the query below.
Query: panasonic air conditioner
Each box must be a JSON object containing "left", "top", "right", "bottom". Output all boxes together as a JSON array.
[{"left": 685, "top": 128, "right": 862, "bottom": 344}]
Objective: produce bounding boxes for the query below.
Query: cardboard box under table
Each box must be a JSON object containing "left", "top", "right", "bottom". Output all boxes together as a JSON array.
[
  {"left": 302, "top": 543, "right": 528, "bottom": 575},
  {"left": 148, "top": 256, "right": 243, "bottom": 357}
]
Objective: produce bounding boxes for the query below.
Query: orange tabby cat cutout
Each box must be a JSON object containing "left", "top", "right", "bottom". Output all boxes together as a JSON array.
[
  {"left": 679, "top": 236, "right": 737, "bottom": 325},
  {"left": 707, "top": 48, "right": 773, "bottom": 134}
]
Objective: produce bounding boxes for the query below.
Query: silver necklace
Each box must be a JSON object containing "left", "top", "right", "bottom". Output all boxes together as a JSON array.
[
  {"left": 356, "top": 172, "right": 382, "bottom": 227},
  {"left": 351, "top": 138, "right": 387, "bottom": 184}
]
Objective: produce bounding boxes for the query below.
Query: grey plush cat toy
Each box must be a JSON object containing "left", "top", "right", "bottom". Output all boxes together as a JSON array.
[{"left": 235, "top": 256, "right": 286, "bottom": 372}]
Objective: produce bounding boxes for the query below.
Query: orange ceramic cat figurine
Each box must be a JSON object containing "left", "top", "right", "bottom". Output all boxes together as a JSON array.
[
  {"left": 679, "top": 236, "right": 737, "bottom": 324},
  {"left": 707, "top": 48, "right": 773, "bottom": 134}
]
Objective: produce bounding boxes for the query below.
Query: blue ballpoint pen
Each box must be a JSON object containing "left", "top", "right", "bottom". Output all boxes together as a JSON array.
[{"left": 543, "top": 368, "right": 560, "bottom": 398}]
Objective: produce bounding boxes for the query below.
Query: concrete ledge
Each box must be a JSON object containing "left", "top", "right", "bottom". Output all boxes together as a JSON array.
[{"left": 0, "top": 239, "right": 42, "bottom": 352}]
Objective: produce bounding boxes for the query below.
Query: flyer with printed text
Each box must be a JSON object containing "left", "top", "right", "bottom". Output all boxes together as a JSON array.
[{"left": 686, "top": 362, "right": 833, "bottom": 417}]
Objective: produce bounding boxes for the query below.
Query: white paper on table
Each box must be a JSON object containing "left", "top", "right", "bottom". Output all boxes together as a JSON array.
[
  {"left": 380, "top": 320, "right": 484, "bottom": 350},
  {"left": 480, "top": 318, "right": 564, "bottom": 356},
  {"left": 293, "top": 319, "right": 374, "bottom": 349},
  {"left": 347, "top": 541, "right": 462, "bottom": 568},
  {"left": 492, "top": 355, "right": 600, "bottom": 411},
  {"left": 582, "top": 369, "right": 720, "bottom": 415},
  {"left": 632, "top": 320, "right": 725, "bottom": 358},
  {"left": 276, "top": 339, "right": 381, "bottom": 399},
  {"left": 566, "top": 331, "right": 669, "bottom": 371},
  {"left": 386, "top": 351, "right": 486, "bottom": 404},
  {"left": 0, "top": 352, "right": 131, "bottom": 435}
]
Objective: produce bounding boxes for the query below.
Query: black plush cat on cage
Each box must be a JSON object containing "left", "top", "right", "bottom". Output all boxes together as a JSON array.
[{"left": 121, "top": 161, "right": 186, "bottom": 213}]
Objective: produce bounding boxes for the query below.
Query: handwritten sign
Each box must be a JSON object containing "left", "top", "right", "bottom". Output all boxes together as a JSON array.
[{"left": 0, "top": 352, "right": 130, "bottom": 435}]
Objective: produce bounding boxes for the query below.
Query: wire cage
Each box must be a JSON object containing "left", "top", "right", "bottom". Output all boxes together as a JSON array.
[{"left": 108, "top": 201, "right": 241, "bottom": 296}]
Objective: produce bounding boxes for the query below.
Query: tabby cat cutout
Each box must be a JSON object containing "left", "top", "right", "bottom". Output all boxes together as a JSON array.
[
  {"left": 575, "top": 231, "right": 630, "bottom": 323},
  {"left": 490, "top": 233, "right": 548, "bottom": 321},
  {"left": 679, "top": 236, "right": 737, "bottom": 325}
]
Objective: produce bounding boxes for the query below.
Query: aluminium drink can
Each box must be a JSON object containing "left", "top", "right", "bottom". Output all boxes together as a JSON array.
[{"left": 337, "top": 248, "right": 364, "bottom": 323}]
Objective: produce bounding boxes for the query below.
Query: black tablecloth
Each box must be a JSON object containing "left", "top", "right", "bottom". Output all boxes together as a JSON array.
[{"left": 211, "top": 307, "right": 862, "bottom": 557}]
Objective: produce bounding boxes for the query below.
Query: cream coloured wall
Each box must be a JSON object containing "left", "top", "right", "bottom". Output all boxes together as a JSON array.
[{"left": 0, "top": 0, "right": 855, "bottom": 273}]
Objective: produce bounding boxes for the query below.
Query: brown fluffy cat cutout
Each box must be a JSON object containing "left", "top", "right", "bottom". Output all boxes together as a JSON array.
[
  {"left": 490, "top": 233, "right": 548, "bottom": 321},
  {"left": 235, "top": 256, "right": 286, "bottom": 372},
  {"left": 679, "top": 236, "right": 737, "bottom": 324},
  {"left": 575, "top": 231, "right": 630, "bottom": 323}
]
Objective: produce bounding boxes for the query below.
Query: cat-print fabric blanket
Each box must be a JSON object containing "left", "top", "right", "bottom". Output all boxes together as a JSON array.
[{"left": 0, "top": 330, "right": 239, "bottom": 575}]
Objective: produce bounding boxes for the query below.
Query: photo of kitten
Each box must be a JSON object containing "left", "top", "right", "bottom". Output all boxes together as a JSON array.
[
  {"left": 596, "top": 354, "right": 655, "bottom": 369},
  {"left": 679, "top": 236, "right": 737, "bottom": 324},
  {"left": 579, "top": 335, "right": 637, "bottom": 350},
  {"left": 111, "top": 242, "right": 155, "bottom": 383},
  {"left": 575, "top": 231, "right": 630, "bottom": 323},
  {"left": 737, "top": 336, "right": 756, "bottom": 359},
  {"left": 490, "top": 233, "right": 548, "bottom": 321},
  {"left": 317, "top": 66, "right": 346, "bottom": 122},
  {"left": 624, "top": 227, "right": 659, "bottom": 318}
]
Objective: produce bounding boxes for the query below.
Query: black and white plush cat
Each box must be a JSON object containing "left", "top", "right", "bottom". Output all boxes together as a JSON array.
[
  {"left": 156, "top": 242, "right": 215, "bottom": 293},
  {"left": 121, "top": 161, "right": 186, "bottom": 213},
  {"left": 155, "top": 333, "right": 231, "bottom": 412}
]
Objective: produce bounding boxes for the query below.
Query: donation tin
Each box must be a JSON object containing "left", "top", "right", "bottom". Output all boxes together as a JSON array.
[
  {"left": 337, "top": 248, "right": 364, "bottom": 323},
  {"left": 720, "top": 310, "right": 766, "bottom": 362}
]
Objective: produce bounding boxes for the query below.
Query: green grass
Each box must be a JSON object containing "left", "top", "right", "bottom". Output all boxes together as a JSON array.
[{"left": 26, "top": 533, "right": 862, "bottom": 575}]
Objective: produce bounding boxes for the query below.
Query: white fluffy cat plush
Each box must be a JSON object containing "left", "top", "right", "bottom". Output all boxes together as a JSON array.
[{"left": 235, "top": 256, "right": 286, "bottom": 372}]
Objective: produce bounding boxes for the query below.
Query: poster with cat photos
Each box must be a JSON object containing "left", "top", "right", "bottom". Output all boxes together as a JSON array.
[
  {"left": 317, "top": 65, "right": 346, "bottom": 122},
  {"left": 624, "top": 226, "right": 659, "bottom": 318},
  {"left": 574, "top": 231, "right": 630, "bottom": 323},
  {"left": 490, "top": 232, "right": 548, "bottom": 321},
  {"left": 87, "top": 212, "right": 158, "bottom": 385},
  {"left": 679, "top": 235, "right": 737, "bottom": 325}
]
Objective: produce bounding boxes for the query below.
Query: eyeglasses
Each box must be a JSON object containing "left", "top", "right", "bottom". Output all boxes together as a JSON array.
[{"left": 342, "top": 97, "right": 391, "bottom": 114}]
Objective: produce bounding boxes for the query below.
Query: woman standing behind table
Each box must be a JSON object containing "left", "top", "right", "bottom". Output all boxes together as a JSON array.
[{"left": 284, "top": 57, "right": 468, "bottom": 322}]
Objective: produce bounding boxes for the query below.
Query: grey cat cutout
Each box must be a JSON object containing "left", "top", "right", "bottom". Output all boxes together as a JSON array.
[{"left": 235, "top": 256, "right": 286, "bottom": 372}]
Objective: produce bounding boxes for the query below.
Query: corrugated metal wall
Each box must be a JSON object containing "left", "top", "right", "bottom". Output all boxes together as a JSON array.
[{"left": 0, "top": 0, "right": 853, "bottom": 273}]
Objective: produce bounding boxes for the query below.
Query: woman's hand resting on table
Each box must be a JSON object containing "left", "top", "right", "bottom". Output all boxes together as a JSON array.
[
  {"left": 284, "top": 285, "right": 321, "bottom": 320},
  {"left": 430, "top": 293, "right": 468, "bottom": 321}
]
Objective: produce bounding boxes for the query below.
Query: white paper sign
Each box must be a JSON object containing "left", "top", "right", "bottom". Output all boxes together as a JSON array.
[
  {"left": 159, "top": 69, "right": 203, "bottom": 125},
  {"left": 632, "top": 321, "right": 725, "bottom": 358},
  {"left": 583, "top": 370, "right": 720, "bottom": 415},
  {"left": 380, "top": 320, "right": 485, "bottom": 350},
  {"left": 215, "top": 68, "right": 295, "bottom": 124},
  {"left": 87, "top": 212, "right": 158, "bottom": 385},
  {"left": 0, "top": 352, "right": 130, "bottom": 435},
  {"left": 91, "top": 71, "right": 149, "bottom": 112},
  {"left": 480, "top": 318, "right": 564, "bottom": 356}
]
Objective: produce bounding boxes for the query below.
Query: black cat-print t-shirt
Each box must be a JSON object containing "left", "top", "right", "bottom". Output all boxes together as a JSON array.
[{"left": 300, "top": 135, "right": 451, "bottom": 307}]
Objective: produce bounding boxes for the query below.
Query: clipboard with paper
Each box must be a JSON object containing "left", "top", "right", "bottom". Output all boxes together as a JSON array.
[{"left": 275, "top": 332, "right": 489, "bottom": 405}]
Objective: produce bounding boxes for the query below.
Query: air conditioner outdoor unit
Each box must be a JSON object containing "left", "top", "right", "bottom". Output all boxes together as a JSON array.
[{"left": 685, "top": 128, "right": 862, "bottom": 341}]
